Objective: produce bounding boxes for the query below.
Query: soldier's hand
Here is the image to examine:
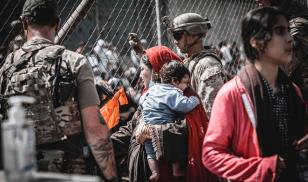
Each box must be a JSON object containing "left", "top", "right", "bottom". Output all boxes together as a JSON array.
[{"left": 128, "top": 33, "right": 144, "bottom": 55}]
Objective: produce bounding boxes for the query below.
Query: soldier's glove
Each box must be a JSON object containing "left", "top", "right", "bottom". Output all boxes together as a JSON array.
[
  {"left": 135, "top": 121, "right": 151, "bottom": 144},
  {"left": 128, "top": 33, "right": 145, "bottom": 55}
]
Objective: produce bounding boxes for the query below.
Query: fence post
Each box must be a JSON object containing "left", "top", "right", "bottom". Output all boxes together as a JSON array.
[
  {"left": 155, "top": 0, "right": 162, "bottom": 45},
  {"left": 55, "top": 0, "right": 95, "bottom": 44}
]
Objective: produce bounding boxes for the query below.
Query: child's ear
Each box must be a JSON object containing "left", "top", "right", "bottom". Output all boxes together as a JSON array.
[
  {"left": 171, "top": 78, "right": 178, "bottom": 85},
  {"left": 250, "top": 37, "right": 264, "bottom": 51},
  {"left": 249, "top": 37, "right": 258, "bottom": 49}
]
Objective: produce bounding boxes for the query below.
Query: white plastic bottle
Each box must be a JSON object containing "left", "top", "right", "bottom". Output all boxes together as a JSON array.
[{"left": 2, "top": 96, "right": 36, "bottom": 182}]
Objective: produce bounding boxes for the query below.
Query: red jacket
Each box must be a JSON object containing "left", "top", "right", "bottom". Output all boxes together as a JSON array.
[
  {"left": 185, "top": 88, "right": 219, "bottom": 182},
  {"left": 202, "top": 76, "right": 278, "bottom": 181}
]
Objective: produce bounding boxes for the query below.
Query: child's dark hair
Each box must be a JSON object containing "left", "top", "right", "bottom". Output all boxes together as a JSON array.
[
  {"left": 241, "top": 6, "right": 288, "bottom": 62},
  {"left": 159, "top": 61, "right": 190, "bottom": 84}
]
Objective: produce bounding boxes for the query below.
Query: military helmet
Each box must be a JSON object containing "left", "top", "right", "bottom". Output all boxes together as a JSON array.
[{"left": 172, "top": 13, "right": 211, "bottom": 35}]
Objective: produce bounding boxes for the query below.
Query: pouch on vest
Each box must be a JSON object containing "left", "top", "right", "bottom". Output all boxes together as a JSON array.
[{"left": 2, "top": 45, "right": 82, "bottom": 145}]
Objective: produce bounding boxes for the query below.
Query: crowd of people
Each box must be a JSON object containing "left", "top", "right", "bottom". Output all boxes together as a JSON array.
[{"left": 0, "top": 0, "right": 307, "bottom": 182}]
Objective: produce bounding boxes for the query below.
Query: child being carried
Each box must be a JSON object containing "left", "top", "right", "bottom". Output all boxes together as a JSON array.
[{"left": 139, "top": 61, "right": 200, "bottom": 181}]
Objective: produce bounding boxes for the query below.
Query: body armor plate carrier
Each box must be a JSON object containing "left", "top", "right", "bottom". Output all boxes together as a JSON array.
[{"left": 2, "top": 45, "right": 82, "bottom": 145}]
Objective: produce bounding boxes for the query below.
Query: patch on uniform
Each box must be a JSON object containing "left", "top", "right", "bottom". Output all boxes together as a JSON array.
[{"left": 200, "top": 66, "right": 222, "bottom": 81}]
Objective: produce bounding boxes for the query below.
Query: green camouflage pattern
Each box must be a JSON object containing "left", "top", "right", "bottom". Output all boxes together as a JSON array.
[
  {"left": 0, "top": 39, "right": 82, "bottom": 145},
  {"left": 184, "top": 51, "right": 225, "bottom": 119},
  {"left": 289, "top": 17, "right": 308, "bottom": 101}
]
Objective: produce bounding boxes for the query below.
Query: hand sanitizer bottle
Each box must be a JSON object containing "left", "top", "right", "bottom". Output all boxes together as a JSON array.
[{"left": 2, "top": 96, "right": 36, "bottom": 182}]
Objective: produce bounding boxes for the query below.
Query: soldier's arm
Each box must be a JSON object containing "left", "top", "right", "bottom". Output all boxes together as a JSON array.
[
  {"left": 81, "top": 107, "right": 117, "bottom": 180},
  {"left": 76, "top": 56, "right": 117, "bottom": 180},
  {"left": 196, "top": 57, "right": 224, "bottom": 118}
]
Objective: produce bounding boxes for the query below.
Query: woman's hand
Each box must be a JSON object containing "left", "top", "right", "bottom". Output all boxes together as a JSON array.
[{"left": 128, "top": 33, "right": 145, "bottom": 55}]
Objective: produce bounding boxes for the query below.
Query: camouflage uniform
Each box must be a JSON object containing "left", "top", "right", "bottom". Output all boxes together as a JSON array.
[
  {"left": 0, "top": 38, "right": 100, "bottom": 174},
  {"left": 184, "top": 51, "right": 225, "bottom": 118},
  {"left": 170, "top": 13, "right": 225, "bottom": 118},
  {"left": 289, "top": 17, "right": 308, "bottom": 101}
]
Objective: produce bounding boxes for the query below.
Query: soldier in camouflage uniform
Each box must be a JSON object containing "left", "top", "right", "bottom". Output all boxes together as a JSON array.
[
  {"left": 170, "top": 13, "right": 225, "bottom": 119},
  {"left": 0, "top": 0, "right": 118, "bottom": 181},
  {"left": 289, "top": 17, "right": 308, "bottom": 102}
]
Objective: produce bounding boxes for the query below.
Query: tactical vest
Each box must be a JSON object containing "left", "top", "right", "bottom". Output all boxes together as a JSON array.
[
  {"left": 2, "top": 45, "right": 82, "bottom": 145},
  {"left": 184, "top": 49, "right": 228, "bottom": 82}
]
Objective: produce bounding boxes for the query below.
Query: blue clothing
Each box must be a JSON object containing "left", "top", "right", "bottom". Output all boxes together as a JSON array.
[
  {"left": 140, "top": 83, "right": 199, "bottom": 125},
  {"left": 140, "top": 83, "right": 199, "bottom": 159}
]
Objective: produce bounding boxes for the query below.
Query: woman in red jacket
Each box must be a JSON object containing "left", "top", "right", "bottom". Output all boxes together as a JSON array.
[{"left": 202, "top": 7, "right": 308, "bottom": 182}]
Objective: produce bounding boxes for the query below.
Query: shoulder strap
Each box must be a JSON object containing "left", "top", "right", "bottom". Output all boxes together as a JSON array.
[
  {"left": 4, "top": 46, "right": 48, "bottom": 79},
  {"left": 189, "top": 50, "right": 221, "bottom": 76},
  {"left": 0, "top": 50, "right": 39, "bottom": 96}
]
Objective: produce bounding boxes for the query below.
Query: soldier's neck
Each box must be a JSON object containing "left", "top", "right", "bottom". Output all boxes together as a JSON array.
[
  {"left": 26, "top": 25, "right": 56, "bottom": 43},
  {"left": 187, "top": 43, "right": 204, "bottom": 57}
]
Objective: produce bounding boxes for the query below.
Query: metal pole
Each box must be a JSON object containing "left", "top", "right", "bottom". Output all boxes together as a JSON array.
[
  {"left": 155, "top": 0, "right": 162, "bottom": 45},
  {"left": 95, "top": 0, "right": 100, "bottom": 37},
  {"left": 55, "top": 0, "right": 95, "bottom": 44}
]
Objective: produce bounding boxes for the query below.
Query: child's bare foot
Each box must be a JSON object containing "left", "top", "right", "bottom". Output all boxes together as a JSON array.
[
  {"left": 149, "top": 172, "right": 159, "bottom": 181},
  {"left": 148, "top": 158, "right": 159, "bottom": 181}
]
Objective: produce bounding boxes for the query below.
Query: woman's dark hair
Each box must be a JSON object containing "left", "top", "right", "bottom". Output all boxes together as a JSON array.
[
  {"left": 241, "top": 6, "right": 288, "bottom": 62},
  {"left": 159, "top": 61, "right": 190, "bottom": 84}
]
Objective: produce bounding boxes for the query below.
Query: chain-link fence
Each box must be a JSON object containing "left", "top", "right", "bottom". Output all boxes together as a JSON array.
[
  {"left": 66, "top": 0, "right": 258, "bottom": 91},
  {"left": 0, "top": 0, "right": 259, "bottom": 92}
]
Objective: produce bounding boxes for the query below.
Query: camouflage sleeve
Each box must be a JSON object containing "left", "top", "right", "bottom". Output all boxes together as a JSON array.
[
  {"left": 0, "top": 53, "right": 13, "bottom": 94},
  {"left": 63, "top": 50, "right": 100, "bottom": 109},
  {"left": 300, "top": 62, "right": 308, "bottom": 100},
  {"left": 200, "top": 74, "right": 224, "bottom": 118},
  {"left": 196, "top": 57, "right": 224, "bottom": 118}
]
